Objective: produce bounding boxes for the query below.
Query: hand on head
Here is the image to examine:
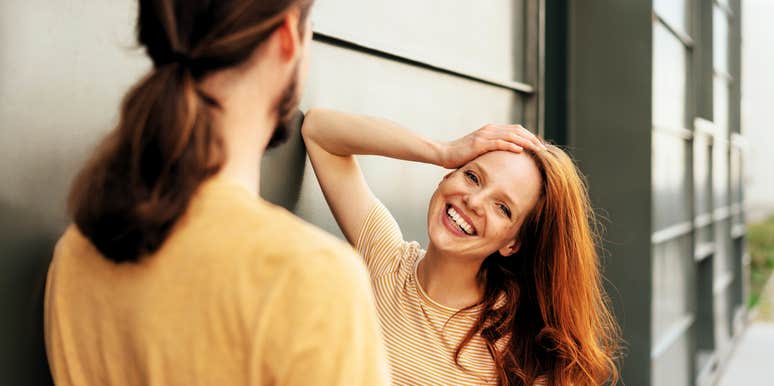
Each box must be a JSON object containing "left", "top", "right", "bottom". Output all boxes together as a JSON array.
[{"left": 440, "top": 124, "right": 546, "bottom": 169}]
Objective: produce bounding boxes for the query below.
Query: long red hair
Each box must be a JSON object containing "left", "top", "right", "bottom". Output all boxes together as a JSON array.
[{"left": 455, "top": 144, "right": 621, "bottom": 385}]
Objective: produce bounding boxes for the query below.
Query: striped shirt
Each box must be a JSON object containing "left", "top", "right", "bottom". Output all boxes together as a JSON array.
[{"left": 356, "top": 201, "right": 500, "bottom": 385}]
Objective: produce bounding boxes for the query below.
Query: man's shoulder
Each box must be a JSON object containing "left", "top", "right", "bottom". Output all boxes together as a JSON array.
[
  {"left": 240, "top": 205, "right": 366, "bottom": 276},
  {"left": 257, "top": 205, "right": 351, "bottom": 251}
]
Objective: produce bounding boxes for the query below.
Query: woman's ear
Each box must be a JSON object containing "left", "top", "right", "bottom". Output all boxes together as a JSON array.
[{"left": 498, "top": 239, "right": 520, "bottom": 257}]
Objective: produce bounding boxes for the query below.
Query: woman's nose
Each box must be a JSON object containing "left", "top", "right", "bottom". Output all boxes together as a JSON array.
[{"left": 462, "top": 192, "right": 485, "bottom": 216}]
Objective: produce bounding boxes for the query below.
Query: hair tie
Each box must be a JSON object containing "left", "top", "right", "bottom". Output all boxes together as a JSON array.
[
  {"left": 172, "top": 50, "right": 193, "bottom": 66},
  {"left": 159, "top": 50, "right": 193, "bottom": 68}
]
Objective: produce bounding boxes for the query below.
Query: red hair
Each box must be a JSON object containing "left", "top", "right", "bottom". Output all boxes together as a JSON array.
[{"left": 455, "top": 144, "right": 621, "bottom": 385}]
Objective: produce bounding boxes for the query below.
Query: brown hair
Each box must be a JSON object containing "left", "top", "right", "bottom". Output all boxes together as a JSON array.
[
  {"left": 455, "top": 145, "right": 621, "bottom": 385},
  {"left": 68, "top": 0, "right": 313, "bottom": 263}
]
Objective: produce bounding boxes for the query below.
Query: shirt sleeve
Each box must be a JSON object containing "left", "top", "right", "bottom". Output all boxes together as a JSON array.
[
  {"left": 354, "top": 200, "right": 406, "bottom": 279},
  {"left": 257, "top": 249, "right": 390, "bottom": 386}
]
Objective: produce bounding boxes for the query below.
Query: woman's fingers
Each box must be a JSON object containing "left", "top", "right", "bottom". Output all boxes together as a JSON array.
[
  {"left": 467, "top": 123, "right": 544, "bottom": 160},
  {"left": 517, "top": 126, "right": 545, "bottom": 149},
  {"left": 493, "top": 124, "right": 545, "bottom": 151},
  {"left": 493, "top": 139, "right": 524, "bottom": 153},
  {"left": 506, "top": 125, "right": 543, "bottom": 149}
]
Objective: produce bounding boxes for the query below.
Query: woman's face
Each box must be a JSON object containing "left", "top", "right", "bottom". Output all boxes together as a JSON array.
[{"left": 427, "top": 150, "right": 543, "bottom": 259}]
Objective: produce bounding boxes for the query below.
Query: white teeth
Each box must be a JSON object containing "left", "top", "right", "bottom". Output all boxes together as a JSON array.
[{"left": 446, "top": 206, "right": 474, "bottom": 235}]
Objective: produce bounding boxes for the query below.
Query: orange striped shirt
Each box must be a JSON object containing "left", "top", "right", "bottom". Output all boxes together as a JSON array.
[{"left": 356, "top": 201, "right": 500, "bottom": 385}]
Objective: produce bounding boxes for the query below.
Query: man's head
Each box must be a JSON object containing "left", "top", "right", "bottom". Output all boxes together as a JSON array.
[
  {"left": 68, "top": 0, "right": 315, "bottom": 262},
  {"left": 138, "top": 0, "right": 315, "bottom": 148}
]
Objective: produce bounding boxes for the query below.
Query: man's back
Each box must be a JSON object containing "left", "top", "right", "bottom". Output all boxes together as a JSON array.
[{"left": 45, "top": 176, "right": 388, "bottom": 385}]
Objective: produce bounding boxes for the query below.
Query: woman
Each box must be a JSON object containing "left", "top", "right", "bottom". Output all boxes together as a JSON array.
[{"left": 302, "top": 109, "right": 621, "bottom": 385}]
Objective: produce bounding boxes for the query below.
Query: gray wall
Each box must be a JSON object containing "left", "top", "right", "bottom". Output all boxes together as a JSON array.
[
  {"left": 567, "top": 1, "right": 654, "bottom": 384},
  {"left": 0, "top": 1, "right": 147, "bottom": 384},
  {"left": 0, "top": 1, "right": 535, "bottom": 384}
]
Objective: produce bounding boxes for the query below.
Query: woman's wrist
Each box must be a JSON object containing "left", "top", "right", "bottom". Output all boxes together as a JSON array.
[{"left": 429, "top": 139, "right": 450, "bottom": 168}]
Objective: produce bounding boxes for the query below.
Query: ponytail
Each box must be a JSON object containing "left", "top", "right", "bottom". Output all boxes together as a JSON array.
[
  {"left": 68, "top": 0, "right": 314, "bottom": 263},
  {"left": 68, "top": 62, "right": 223, "bottom": 262}
]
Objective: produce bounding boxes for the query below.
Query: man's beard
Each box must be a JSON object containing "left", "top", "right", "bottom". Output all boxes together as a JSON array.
[{"left": 267, "top": 62, "right": 301, "bottom": 149}]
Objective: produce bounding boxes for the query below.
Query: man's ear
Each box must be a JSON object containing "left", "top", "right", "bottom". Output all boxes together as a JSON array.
[
  {"left": 276, "top": 10, "right": 302, "bottom": 61},
  {"left": 498, "top": 239, "right": 520, "bottom": 257}
]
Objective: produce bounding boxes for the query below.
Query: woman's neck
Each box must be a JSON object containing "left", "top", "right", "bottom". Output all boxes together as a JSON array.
[{"left": 418, "top": 243, "right": 485, "bottom": 309}]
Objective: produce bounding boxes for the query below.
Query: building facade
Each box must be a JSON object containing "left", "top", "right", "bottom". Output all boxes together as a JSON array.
[{"left": 0, "top": 0, "right": 746, "bottom": 385}]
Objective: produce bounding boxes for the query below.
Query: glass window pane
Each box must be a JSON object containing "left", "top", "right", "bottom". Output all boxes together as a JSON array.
[
  {"left": 312, "top": 0, "right": 526, "bottom": 82},
  {"left": 730, "top": 147, "right": 742, "bottom": 205},
  {"left": 653, "top": 131, "right": 692, "bottom": 230},
  {"left": 652, "top": 235, "right": 693, "bottom": 341},
  {"left": 714, "top": 284, "right": 732, "bottom": 350},
  {"left": 653, "top": 23, "right": 688, "bottom": 129},
  {"left": 653, "top": 332, "right": 692, "bottom": 386},
  {"left": 713, "top": 7, "right": 730, "bottom": 74},
  {"left": 654, "top": 0, "right": 689, "bottom": 32},
  {"left": 714, "top": 75, "right": 730, "bottom": 137},
  {"left": 713, "top": 140, "right": 729, "bottom": 208}
]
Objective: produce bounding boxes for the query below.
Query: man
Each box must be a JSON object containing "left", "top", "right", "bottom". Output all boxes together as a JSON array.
[{"left": 44, "top": 1, "right": 389, "bottom": 385}]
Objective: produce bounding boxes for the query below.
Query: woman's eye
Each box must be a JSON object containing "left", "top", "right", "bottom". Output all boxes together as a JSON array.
[
  {"left": 464, "top": 171, "right": 479, "bottom": 184},
  {"left": 498, "top": 204, "right": 512, "bottom": 218}
]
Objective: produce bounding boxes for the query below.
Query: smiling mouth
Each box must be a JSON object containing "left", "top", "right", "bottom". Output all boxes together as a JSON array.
[{"left": 446, "top": 205, "right": 477, "bottom": 236}]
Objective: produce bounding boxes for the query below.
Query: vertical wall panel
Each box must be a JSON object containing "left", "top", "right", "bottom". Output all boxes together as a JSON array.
[
  {"left": 568, "top": 1, "right": 654, "bottom": 383},
  {"left": 730, "top": 146, "right": 742, "bottom": 206},
  {"left": 694, "top": 136, "right": 713, "bottom": 216},
  {"left": 713, "top": 218, "right": 734, "bottom": 352}
]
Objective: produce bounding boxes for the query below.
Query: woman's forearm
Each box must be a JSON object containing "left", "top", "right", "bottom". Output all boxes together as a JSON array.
[{"left": 301, "top": 108, "right": 445, "bottom": 166}]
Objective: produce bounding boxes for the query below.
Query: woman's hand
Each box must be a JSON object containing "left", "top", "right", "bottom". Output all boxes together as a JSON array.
[{"left": 439, "top": 124, "right": 546, "bottom": 169}]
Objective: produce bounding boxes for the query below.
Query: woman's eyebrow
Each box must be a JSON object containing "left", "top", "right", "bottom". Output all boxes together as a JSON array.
[{"left": 469, "top": 162, "right": 522, "bottom": 218}]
